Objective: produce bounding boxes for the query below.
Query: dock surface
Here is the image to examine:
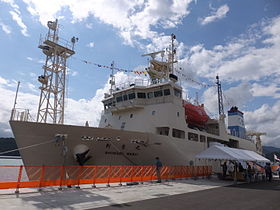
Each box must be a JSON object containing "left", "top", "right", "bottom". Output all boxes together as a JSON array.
[{"left": 0, "top": 177, "right": 279, "bottom": 209}]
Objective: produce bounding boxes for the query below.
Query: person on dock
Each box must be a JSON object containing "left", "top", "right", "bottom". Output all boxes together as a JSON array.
[
  {"left": 221, "top": 161, "right": 227, "bottom": 178},
  {"left": 265, "top": 163, "right": 272, "bottom": 182},
  {"left": 247, "top": 164, "right": 252, "bottom": 182},
  {"left": 155, "top": 157, "right": 163, "bottom": 183}
]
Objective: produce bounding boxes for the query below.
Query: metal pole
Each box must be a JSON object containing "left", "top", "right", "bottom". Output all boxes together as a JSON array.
[{"left": 13, "top": 81, "right": 20, "bottom": 109}]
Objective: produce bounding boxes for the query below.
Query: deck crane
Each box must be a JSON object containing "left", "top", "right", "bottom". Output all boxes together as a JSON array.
[{"left": 246, "top": 131, "right": 266, "bottom": 154}]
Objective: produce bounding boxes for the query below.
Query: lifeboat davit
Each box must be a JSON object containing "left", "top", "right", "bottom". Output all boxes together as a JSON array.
[{"left": 184, "top": 103, "right": 209, "bottom": 127}]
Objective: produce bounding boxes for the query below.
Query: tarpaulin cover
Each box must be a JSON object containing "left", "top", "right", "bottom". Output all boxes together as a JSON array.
[{"left": 195, "top": 145, "right": 270, "bottom": 163}]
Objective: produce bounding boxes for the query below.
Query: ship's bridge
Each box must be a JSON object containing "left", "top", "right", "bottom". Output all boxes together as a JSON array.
[
  {"left": 99, "top": 79, "right": 185, "bottom": 133},
  {"left": 102, "top": 79, "right": 182, "bottom": 112}
]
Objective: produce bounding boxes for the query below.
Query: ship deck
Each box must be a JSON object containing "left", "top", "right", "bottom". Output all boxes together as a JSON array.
[{"left": 0, "top": 176, "right": 279, "bottom": 209}]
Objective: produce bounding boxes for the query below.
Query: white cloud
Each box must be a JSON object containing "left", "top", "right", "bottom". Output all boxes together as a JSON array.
[
  {"left": 85, "top": 23, "right": 93, "bottom": 29},
  {"left": 0, "top": 20, "right": 12, "bottom": 34},
  {"left": 182, "top": 16, "right": 280, "bottom": 83},
  {"left": 9, "top": 10, "right": 29, "bottom": 36},
  {"left": 0, "top": 76, "right": 9, "bottom": 86},
  {"left": 66, "top": 68, "right": 78, "bottom": 77},
  {"left": 26, "top": 82, "right": 37, "bottom": 92},
  {"left": 26, "top": 57, "right": 33, "bottom": 61},
  {"left": 251, "top": 83, "right": 280, "bottom": 98},
  {"left": 86, "top": 42, "right": 95, "bottom": 48},
  {"left": 199, "top": 4, "right": 229, "bottom": 25},
  {"left": 202, "top": 83, "right": 253, "bottom": 117},
  {"left": 244, "top": 102, "right": 280, "bottom": 147},
  {"left": 2, "top": 0, "right": 29, "bottom": 36},
  {"left": 21, "top": 0, "right": 192, "bottom": 47}
]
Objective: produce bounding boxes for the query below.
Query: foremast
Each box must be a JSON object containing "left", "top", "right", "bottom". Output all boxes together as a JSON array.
[{"left": 37, "top": 20, "right": 77, "bottom": 124}]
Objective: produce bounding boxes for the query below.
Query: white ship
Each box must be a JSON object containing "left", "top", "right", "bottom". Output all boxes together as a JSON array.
[{"left": 9, "top": 20, "right": 261, "bottom": 168}]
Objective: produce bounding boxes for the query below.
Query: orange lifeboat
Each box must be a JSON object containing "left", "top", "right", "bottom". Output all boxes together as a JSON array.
[{"left": 184, "top": 103, "right": 209, "bottom": 127}]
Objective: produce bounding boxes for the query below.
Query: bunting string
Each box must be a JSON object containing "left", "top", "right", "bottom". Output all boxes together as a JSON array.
[
  {"left": 73, "top": 56, "right": 216, "bottom": 88},
  {"left": 80, "top": 58, "right": 147, "bottom": 76}
]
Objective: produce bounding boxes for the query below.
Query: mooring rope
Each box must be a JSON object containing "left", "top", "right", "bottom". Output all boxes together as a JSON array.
[{"left": 0, "top": 139, "right": 56, "bottom": 156}]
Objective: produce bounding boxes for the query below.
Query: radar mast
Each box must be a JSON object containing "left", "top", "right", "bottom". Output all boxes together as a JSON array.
[
  {"left": 37, "top": 19, "right": 76, "bottom": 124},
  {"left": 142, "top": 34, "right": 178, "bottom": 82},
  {"left": 216, "top": 75, "right": 225, "bottom": 120}
]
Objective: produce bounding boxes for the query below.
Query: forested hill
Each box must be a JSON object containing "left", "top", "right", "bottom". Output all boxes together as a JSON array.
[{"left": 0, "top": 138, "right": 20, "bottom": 156}]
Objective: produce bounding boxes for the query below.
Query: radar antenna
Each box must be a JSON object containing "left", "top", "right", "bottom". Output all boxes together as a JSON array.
[
  {"left": 142, "top": 50, "right": 165, "bottom": 60},
  {"left": 37, "top": 19, "right": 76, "bottom": 124}
]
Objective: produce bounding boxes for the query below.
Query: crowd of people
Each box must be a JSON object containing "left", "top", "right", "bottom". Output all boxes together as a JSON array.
[{"left": 221, "top": 161, "right": 277, "bottom": 182}]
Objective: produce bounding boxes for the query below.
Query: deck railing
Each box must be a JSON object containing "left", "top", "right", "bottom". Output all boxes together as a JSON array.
[
  {"left": 10, "top": 108, "right": 34, "bottom": 122},
  {"left": 0, "top": 165, "right": 212, "bottom": 192}
]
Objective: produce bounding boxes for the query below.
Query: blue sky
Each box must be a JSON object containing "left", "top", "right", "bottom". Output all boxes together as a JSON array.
[{"left": 0, "top": 0, "right": 280, "bottom": 147}]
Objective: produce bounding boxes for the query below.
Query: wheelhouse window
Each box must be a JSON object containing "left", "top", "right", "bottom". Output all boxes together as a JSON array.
[
  {"left": 116, "top": 96, "right": 123, "bottom": 102},
  {"left": 188, "top": 132, "right": 198, "bottom": 141},
  {"left": 137, "top": 92, "right": 146, "bottom": 99},
  {"left": 164, "top": 89, "right": 171, "bottom": 96},
  {"left": 172, "top": 129, "right": 185, "bottom": 139},
  {"left": 147, "top": 92, "right": 154, "bottom": 98},
  {"left": 154, "top": 90, "right": 163, "bottom": 97},
  {"left": 128, "top": 92, "right": 135, "bottom": 99},
  {"left": 174, "top": 88, "right": 182, "bottom": 98},
  {"left": 200, "top": 135, "right": 206, "bottom": 142},
  {"left": 123, "top": 95, "right": 128, "bottom": 101}
]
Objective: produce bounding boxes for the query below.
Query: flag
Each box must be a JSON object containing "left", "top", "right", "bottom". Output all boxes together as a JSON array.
[{"left": 274, "top": 154, "right": 280, "bottom": 162}]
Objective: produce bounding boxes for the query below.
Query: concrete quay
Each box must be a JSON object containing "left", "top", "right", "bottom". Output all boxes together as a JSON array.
[{"left": 0, "top": 177, "right": 279, "bottom": 209}]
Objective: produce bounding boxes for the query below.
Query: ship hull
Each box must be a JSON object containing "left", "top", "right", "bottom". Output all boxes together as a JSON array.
[
  {"left": 10, "top": 121, "right": 207, "bottom": 167},
  {"left": 9, "top": 120, "right": 257, "bottom": 168}
]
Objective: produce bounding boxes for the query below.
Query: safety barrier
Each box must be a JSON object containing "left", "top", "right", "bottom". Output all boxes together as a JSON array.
[
  {"left": 271, "top": 164, "right": 279, "bottom": 172},
  {"left": 0, "top": 165, "right": 212, "bottom": 191}
]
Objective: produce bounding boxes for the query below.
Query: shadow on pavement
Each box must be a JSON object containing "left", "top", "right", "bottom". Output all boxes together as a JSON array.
[{"left": 227, "top": 178, "right": 280, "bottom": 191}]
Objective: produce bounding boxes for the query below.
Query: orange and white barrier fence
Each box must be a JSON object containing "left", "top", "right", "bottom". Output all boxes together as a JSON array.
[
  {"left": 272, "top": 165, "right": 280, "bottom": 172},
  {"left": 0, "top": 165, "right": 212, "bottom": 191}
]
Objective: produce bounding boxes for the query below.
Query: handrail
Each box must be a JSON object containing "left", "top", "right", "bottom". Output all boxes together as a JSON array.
[{"left": 10, "top": 108, "right": 35, "bottom": 122}]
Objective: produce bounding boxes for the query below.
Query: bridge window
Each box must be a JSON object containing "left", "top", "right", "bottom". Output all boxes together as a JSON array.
[
  {"left": 188, "top": 132, "right": 198, "bottom": 141},
  {"left": 174, "top": 89, "right": 182, "bottom": 98},
  {"left": 123, "top": 95, "right": 128, "bottom": 101},
  {"left": 128, "top": 93, "right": 135, "bottom": 99},
  {"left": 137, "top": 92, "right": 146, "bottom": 99},
  {"left": 147, "top": 92, "right": 154, "bottom": 98},
  {"left": 172, "top": 129, "right": 185, "bottom": 139},
  {"left": 200, "top": 135, "right": 206, "bottom": 142},
  {"left": 164, "top": 89, "right": 170, "bottom": 96},
  {"left": 154, "top": 90, "right": 163, "bottom": 97},
  {"left": 116, "top": 96, "right": 123, "bottom": 102}
]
